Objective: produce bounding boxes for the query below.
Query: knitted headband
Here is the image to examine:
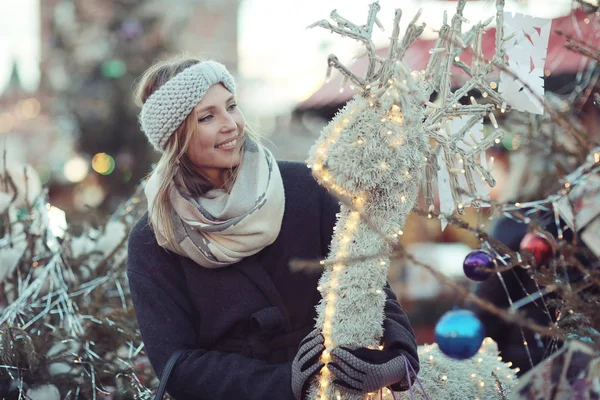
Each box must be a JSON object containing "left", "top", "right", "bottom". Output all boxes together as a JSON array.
[{"left": 139, "top": 61, "right": 236, "bottom": 151}]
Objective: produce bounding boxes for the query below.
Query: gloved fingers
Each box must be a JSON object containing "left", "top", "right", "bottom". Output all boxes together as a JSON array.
[
  {"left": 297, "top": 334, "right": 324, "bottom": 361},
  {"left": 331, "top": 378, "right": 363, "bottom": 394},
  {"left": 328, "top": 354, "right": 367, "bottom": 382},
  {"left": 379, "top": 356, "right": 408, "bottom": 387},
  {"left": 300, "top": 343, "right": 325, "bottom": 372},
  {"left": 327, "top": 361, "right": 364, "bottom": 387},
  {"left": 331, "top": 346, "right": 358, "bottom": 361},
  {"left": 386, "top": 353, "right": 407, "bottom": 372},
  {"left": 298, "top": 331, "right": 324, "bottom": 355},
  {"left": 292, "top": 359, "right": 324, "bottom": 400},
  {"left": 303, "top": 361, "right": 325, "bottom": 380},
  {"left": 338, "top": 345, "right": 397, "bottom": 365},
  {"left": 298, "top": 328, "right": 322, "bottom": 349},
  {"left": 330, "top": 347, "right": 370, "bottom": 371}
]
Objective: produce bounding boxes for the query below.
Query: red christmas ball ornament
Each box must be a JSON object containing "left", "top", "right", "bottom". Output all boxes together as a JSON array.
[{"left": 519, "top": 231, "right": 555, "bottom": 266}]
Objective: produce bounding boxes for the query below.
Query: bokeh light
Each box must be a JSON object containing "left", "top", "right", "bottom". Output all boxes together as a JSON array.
[
  {"left": 502, "top": 133, "right": 522, "bottom": 151},
  {"left": 46, "top": 204, "right": 67, "bottom": 239},
  {"left": 19, "top": 98, "right": 41, "bottom": 119},
  {"left": 0, "top": 112, "right": 15, "bottom": 133},
  {"left": 74, "top": 182, "right": 106, "bottom": 210},
  {"left": 101, "top": 59, "right": 127, "bottom": 79},
  {"left": 92, "top": 153, "right": 116, "bottom": 175},
  {"left": 63, "top": 156, "right": 89, "bottom": 183}
]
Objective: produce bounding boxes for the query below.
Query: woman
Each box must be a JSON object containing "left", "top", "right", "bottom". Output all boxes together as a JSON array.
[{"left": 127, "top": 55, "right": 419, "bottom": 400}]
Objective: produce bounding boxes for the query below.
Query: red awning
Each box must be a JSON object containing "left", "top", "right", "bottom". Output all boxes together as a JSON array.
[{"left": 297, "top": 10, "right": 597, "bottom": 111}]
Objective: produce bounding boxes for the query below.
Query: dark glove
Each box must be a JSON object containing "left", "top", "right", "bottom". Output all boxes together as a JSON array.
[
  {"left": 328, "top": 346, "right": 407, "bottom": 394},
  {"left": 291, "top": 329, "right": 325, "bottom": 400}
]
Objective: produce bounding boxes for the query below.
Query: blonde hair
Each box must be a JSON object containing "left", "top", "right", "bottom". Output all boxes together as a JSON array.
[{"left": 134, "top": 54, "right": 262, "bottom": 251}]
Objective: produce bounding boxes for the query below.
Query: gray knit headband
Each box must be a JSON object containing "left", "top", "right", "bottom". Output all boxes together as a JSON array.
[{"left": 139, "top": 61, "right": 236, "bottom": 151}]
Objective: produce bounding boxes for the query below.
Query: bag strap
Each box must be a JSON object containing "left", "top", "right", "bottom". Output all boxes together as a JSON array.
[{"left": 154, "top": 349, "right": 186, "bottom": 400}]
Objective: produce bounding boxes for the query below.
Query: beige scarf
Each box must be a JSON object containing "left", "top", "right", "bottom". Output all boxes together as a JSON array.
[{"left": 145, "top": 138, "right": 285, "bottom": 268}]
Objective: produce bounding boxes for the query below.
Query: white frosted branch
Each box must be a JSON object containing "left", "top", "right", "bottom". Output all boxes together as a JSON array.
[
  {"left": 308, "top": 4, "right": 381, "bottom": 85},
  {"left": 330, "top": 9, "right": 362, "bottom": 32},
  {"left": 362, "top": 1, "right": 382, "bottom": 37},
  {"left": 474, "top": 81, "right": 507, "bottom": 108},
  {"left": 424, "top": 24, "right": 450, "bottom": 94},
  {"left": 439, "top": 0, "right": 468, "bottom": 102},
  {"left": 446, "top": 105, "right": 493, "bottom": 116},
  {"left": 450, "top": 115, "right": 482, "bottom": 144},
  {"left": 379, "top": 9, "right": 403, "bottom": 86},
  {"left": 494, "top": 0, "right": 508, "bottom": 66},
  {"left": 396, "top": 18, "right": 426, "bottom": 63},
  {"left": 471, "top": 23, "right": 487, "bottom": 77},
  {"left": 327, "top": 54, "right": 367, "bottom": 89}
]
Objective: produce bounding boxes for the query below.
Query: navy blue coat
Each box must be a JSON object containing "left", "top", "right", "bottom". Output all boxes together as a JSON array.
[{"left": 127, "top": 161, "right": 419, "bottom": 399}]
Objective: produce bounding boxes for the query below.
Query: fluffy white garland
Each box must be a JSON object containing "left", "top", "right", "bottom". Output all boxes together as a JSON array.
[{"left": 307, "top": 81, "right": 427, "bottom": 400}]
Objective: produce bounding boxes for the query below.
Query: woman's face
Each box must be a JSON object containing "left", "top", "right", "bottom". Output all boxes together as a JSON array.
[{"left": 187, "top": 83, "right": 246, "bottom": 185}]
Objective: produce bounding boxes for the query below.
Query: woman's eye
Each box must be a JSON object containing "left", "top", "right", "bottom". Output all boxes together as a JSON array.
[
  {"left": 199, "top": 115, "right": 213, "bottom": 123},
  {"left": 228, "top": 103, "right": 237, "bottom": 111}
]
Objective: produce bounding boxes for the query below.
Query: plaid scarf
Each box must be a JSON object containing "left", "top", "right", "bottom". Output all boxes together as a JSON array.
[{"left": 145, "top": 138, "right": 285, "bottom": 268}]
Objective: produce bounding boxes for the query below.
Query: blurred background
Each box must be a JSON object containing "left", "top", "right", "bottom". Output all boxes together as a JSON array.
[{"left": 1, "top": 0, "right": 597, "bottom": 343}]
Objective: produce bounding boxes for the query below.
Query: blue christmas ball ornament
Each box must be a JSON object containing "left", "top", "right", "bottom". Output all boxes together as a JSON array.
[
  {"left": 435, "top": 309, "right": 485, "bottom": 360},
  {"left": 463, "top": 250, "right": 495, "bottom": 282}
]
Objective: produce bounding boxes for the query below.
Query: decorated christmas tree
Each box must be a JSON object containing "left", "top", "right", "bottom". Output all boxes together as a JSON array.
[{"left": 43, "top": 0, "right": 198, "bottom": 210}]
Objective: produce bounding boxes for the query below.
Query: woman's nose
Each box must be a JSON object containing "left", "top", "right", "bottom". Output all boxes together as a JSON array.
[{"left": 221, "top": 113, "right": 237, "bottom": 132}]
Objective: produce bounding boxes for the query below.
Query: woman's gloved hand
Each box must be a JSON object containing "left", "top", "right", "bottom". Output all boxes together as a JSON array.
[
  {"left": 291, "top": 329, "right": 325, "bottom": 400},
  {"left": 328, "top": 346, "right": 407, "bottom": 394}
]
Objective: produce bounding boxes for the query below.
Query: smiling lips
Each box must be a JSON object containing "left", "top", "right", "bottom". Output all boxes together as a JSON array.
[{"left": 215, "top": 135, "right": 240, "bottom": 150}]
